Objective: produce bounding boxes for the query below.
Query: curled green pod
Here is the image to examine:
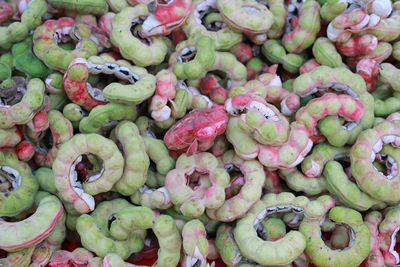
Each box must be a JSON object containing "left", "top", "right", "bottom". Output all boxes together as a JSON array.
[
  {"left": 0, "top": 78, "right": 45, "bottom": 129},
  {"left": 234, "top": 192, "right": 309, "bottom": 266},
  {"left": 188, "top": 51, "right": 247, "bottom": 89},
  {"left": 0, "top": 195, "right": 64, "bottom": 252},
  {"left": 351, "top": 120, "right": 400, "bottom": 202},
  {"left": 171, "top": 34, "right": 216, "bottom": 81},
  {"left": 301, "top": 142, "right": 350, "bottom": 178},
  {"left": 182, "top": 219, "right": 209, "bottom": 266},
  {"left": 0, "top": 151, "right": 39, "bottom": 217},
  {"left": 79, "top": 103, "right": 137, "bottom": 134},
  {"left": 374, "top": 84, "right": 400, "bottom": 117},
  {"left": 0, "top": 0, "right": 47, "bottom": 49},
  {"left": 165, "top": 152, "right": 230, "bottom": 218},
  {"left": 110, "top": 5, "right": 168, "bottom": 67},
  {"left": 12, "top": 38, "right": 53, "bottom": 78},
  {"left": 47, "top": 0, "right": 108, "bottom": 15},
  {"left": 142, "top": 135, "right": 175, "bottom": 176},
  {"left": 109, "top": 207, "right": 181, "bottom": 267},
  {"left": 53, "top": 133, "right": 124, "bottom": 213},
  {"left": 76, "top": 199, "right": 145, "bottom": 259},
  {"left": 293, "top": 66, "right": 374, "bottom": 147},
  {"left": 312, "top": 37, "right": 342, "bottom": 68},
  {"left": 261, "top": 39, "right": 306, "bottom": 73},
  {"left": 33, "top": 19, "right": 98, "bottom": 72},
  {"left": 324, "top": 161, "right": 382, "bottom": 211},
  {"left": 278, "top": 167, "right": 327, "bottom": 196},
  {"left": 63, "top": 103, "right": 86, "bottom": 129},
  {"left": 182, "top": 0, "right": 242, "bottom": 50},
  {"left": 299, "top": 206, "right": 370, "bottom": 267},
  {"left": 207, "top": 150, "right": 265, "bottom": 222},
  {"left": 113, "top": 121, "right": 149, "bottom": 196}
]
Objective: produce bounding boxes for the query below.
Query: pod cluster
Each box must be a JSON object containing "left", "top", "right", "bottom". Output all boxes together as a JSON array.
[{"left": 2, "top": 0, "right": 400, "bottom": 266}]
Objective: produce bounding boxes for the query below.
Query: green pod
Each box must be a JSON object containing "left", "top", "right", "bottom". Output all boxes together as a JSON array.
[
  {"left": 324, "top": 161, "right": 382, "bottom": 211},
  {"left": 110, "top": 5, "right": 168, "bottom": 67},
  {"left": 312, "top": 37, "right": 342, "bottom": 68},
  {"left": 47, "top": 0, "right": 108, "bottom": 15},
  {"left": 142, "top": 135, "right": 175, "bottom": 175},
  {"left": 34, "top": 167, "right": 57, "bottom": 194},
  {"left": 0, "top": 151, "right": 39, "bottom": 217},
  {"left": 79, "top": 103, "right": 137, "bottom": 134},
  {"left": 299, "top": 206, "right": 370, "bottom": 267},
  {"left": 12, "top": 38, "right": 53, "bottom": 78},
  {"left": 0, "top": 78, "right": 45, "bottom": 129},
  {"left": 0, "top": 127, "right": 21, "bottom": 148},
  {"left": 113, "top": 121, "right": 149, "bottom": 196},
  {"left": 320, "top": 0, "right": 347, "bottom": 22},
  {"left": 0, "top": 195, "right": 64, "bottom": 252},
  {"left": 279, "top": 168, "right": 327, "bottom": 196},
  {"left": 171, "top": 34, "right": 216, "bottom": 81},
  {"left": 76, "top": 199, "right": 144, "bottom": 259},
  {"left": 215, "top": 224, "right": 242, "bottom": 266}
]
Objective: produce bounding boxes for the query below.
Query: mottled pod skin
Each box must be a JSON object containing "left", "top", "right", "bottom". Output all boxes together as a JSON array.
[
  {"left": 182, "top": 219, "right": 209, "bottom": 266},
  {"left": 293, "top": 66, "right": 374, "bottom": 147},
  {"left": 63, "top": 103, "right": 86, "bottom": 128},
  {"left": 0, "top": 245, "right": 35, "bottom": 267},
  {"left": 261, "top": 39, "right": 306, "bottom": 73},
  {"left": 0, "top": 150, "right": 38, "bottom": 217},
  {"left": 367, "top": 3, "right": 400, "bottom": 42},
  {"left": 282, "top": 0, "right": 321, "bottom": 53},
  {"left": 216, "top": 0, "right": 274, "bottom": 35},
  {"left": 110, "top": 5, "right": 168, "bottom": 67},
  {"left": 76, "top": 199, "right": 145, "bottom": 260},
  {"left": 34, "top": 110, "right": 74, "bottom": 168},
  {"left": 264, "top": 0, "right": 287, "bottom": 38},
  {"left": 113, "top": 121, "right": 149, "bottom": 196},
  {"left": 207, "top": 150, "right": 265, "bottom": 221},
  {"left": 49, "top": 247, "right": 94, "bottom": 266},
  {"left": 79, "top": 103, "right": 137, "bottom": 134},
  {"left": 109, "top": 207, "right": 182, "bottom": 267},
  {"left": 0, "top": 127, "right": 22, "bottom": 148},
  {"left": 351, "top": 120, "right": 400, "bottom": 202},
  {"left": 165, "top": 152, "right": 230, "bottom": 218},
  {"left": 324, "top": 161, "right": 382, "bottom": 211},
  {"left": 378, "top": 207, "right": 400, "bottom": 266},
  {"left": 171, "top": 34, "right": 216, "bottom": 81},
  {"left": 53, "top": 133, "right": 124, "bottom": 213},
  {"left": 301, "top": 142, "right": 349, "bottom": 178},
  {"left": 278, "top": 167, "right": 327, "bottom": 195},
  {"left": 225, "top": 94, "right": 290, "bottom": 146},
  {"left": 234, "top": 192, "right": 309, "bottom": 266},
  {"left": 182, "top": 0, "right": 242, "bottom": 50},
  {"left": 0, "top": 0, "right": 46, "bottom": 49},
  {"left": 141, "top": 0, "right": 192, "bottom": 37},
  {"left": 163, "top": 107, "right": 228, "bottom": 156},
  {"left": 364, "top": 211, "right": 385, "bottom": 267},
  {"left": 33, "top": 17, "right": 98, "bottom": 72},
  {"left": 215, "top": 224, "right": 242, "bottom": 266},
  {"left": 300, "top": 204, "right": 370, "bottom": 267},
  {"left": 0, "top": 195, "right": 64, "bottom": 252},
  {"left": 0, "top": 78, "right": 45, "bottom": 129},
  {"left": 47, "top": 0, "right": 108, "bottom": 15}
]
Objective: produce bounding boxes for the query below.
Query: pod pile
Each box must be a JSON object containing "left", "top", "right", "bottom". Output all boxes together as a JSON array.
[{"left": 2, "top": 0, "right": 400, "bottom": 266}]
